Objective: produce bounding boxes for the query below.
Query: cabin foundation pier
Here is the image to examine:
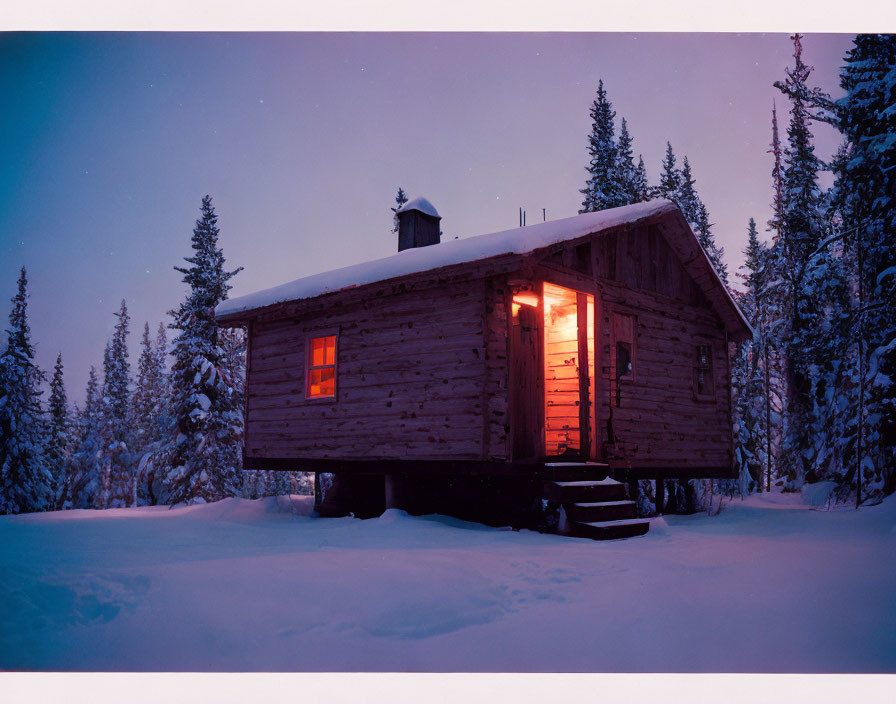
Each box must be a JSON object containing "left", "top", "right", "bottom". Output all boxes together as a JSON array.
[{"left": 384, "top": 475, "right": 400, "bottom": 510}]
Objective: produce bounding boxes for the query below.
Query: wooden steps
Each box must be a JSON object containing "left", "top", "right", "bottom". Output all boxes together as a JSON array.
[
  {"left": 541, "top": 461, "right": 610, "bottom": 482},
  {"left": 565, "top": 499, "right": 636, "bottom": 523},
  {"left": 541, "top": 462, "right": 649, "bottom": 541},
  {"left": 567, "top": 517, "right": 651, "bottom": 541}
]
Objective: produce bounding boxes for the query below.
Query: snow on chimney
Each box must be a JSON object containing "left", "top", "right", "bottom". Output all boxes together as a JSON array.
[{"left": 396, "top": 197, "right": 441, "bottom": 252}]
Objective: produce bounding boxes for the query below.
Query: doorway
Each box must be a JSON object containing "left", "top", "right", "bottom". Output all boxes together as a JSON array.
[{"left": 542, "top": 282, "right": 595, "bottom": 460}]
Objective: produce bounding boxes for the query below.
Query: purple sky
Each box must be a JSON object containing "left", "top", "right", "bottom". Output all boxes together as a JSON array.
[{"left": 0, "top": 32, "right": 853, "bottom": 402}]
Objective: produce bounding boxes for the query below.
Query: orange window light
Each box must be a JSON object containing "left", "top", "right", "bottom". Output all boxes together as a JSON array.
[{"left": 307, "top": 335, "right": 337, "bottom": 398}]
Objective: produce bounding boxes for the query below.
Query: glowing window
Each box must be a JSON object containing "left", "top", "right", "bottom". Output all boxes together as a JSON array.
[{"left": 306, "top": 335, "right": 337, "bottom": 398}]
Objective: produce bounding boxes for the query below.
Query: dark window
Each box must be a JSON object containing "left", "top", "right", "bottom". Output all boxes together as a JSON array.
[
  {"left": 616, "top": 342, "right": 633, "bottom": 381},
  {"left": 613, "top": 313, "right": 636, "bottom": 408},
  {"left": 695, "top": 344, "right": 714, "bottom": 398}
]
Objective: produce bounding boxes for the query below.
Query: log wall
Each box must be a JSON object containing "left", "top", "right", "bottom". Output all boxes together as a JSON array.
[
  {"left": 591, "top": 223, "right": 733, "bottom": 471},
  {"left": 244, "top": 277, "right": 490, "bottom": 462},
  {"left": 238, "top": 215, "right": 735, "bottom": 476}
]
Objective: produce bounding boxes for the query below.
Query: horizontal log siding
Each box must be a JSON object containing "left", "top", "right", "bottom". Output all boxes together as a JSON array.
[
  {"left": 593, "top": 224, "right": 733, "bottom": 471},
  {"left": 245, "top": 279, "right": 488, "bottom": 461}
]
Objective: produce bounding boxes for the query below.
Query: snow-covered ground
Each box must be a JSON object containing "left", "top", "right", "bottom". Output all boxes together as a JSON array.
[{"left": 1, "top": 490, "right": 894, "bottom": 672}]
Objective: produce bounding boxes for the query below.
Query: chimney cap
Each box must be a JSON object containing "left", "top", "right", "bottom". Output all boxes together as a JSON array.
[{"left": 396, "top": 197, "right": 441, "bottom": 220}]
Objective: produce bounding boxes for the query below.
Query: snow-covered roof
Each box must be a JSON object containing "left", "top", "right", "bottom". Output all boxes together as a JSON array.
[
  {"left": 396, "top": 197, "right": 441, "bottom": 219},
  {"left": 215, "top": 199, "right": 752, "bottom": 340},
  {"left": 216, "top": 200, "right": 673, "bottom": 319}
]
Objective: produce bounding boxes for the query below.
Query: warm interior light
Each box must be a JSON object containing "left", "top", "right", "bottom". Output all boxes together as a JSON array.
[
  {"left": 512, "top": 291, "right": 539, "bottom": 308},
  {"left": 542, "top": 282, "right": 594, "bottom": 458}
]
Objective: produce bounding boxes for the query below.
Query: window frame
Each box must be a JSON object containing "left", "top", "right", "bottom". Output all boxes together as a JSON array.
[
  {"left": 612, "top": 311, "right": 637, "bottom": 384},
  {"left": 304, "top": 331, "right": 339, "bottom": 402},
  {"left": 693, "top": 343, "right": 716, "bottom": 402}
]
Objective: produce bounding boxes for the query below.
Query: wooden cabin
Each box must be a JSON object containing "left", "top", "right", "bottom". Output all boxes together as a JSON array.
[{"left": 216, "top": 198, "right": 752, "bottom": 539}]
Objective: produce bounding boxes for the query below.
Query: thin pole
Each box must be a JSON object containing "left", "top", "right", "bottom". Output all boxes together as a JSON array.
[
  {"left": 543, "top": 208, "right": 546, "bottom": 222},
  {"left": 764, "top": 343, "right": 772, "bottom": 493},
  {"left": 519, "top": 207, "right": 522, "bottom": 227},
  {"left": 857, "top": 225, "right": 865, "bottom": 509}
]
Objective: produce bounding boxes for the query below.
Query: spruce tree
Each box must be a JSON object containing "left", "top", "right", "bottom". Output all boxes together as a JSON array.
[
  {"left": 103, "top": 300, "right": 134, "bottom": 507},
  {"left": 46, "top": 353, "right": 69, "bottom": 509},
  {"left": 731, "top": 218, "right": 769, "bottom": 493},
  {"left": 633, "top": 156, "right": 650, "bottom": 202},
  {"left": 675, "top": 156, "right": 701, "bottom": 226},
  {"left": 134, "top": 322, "right": 156, "bottom": 453},
  {"left": 154, "top": 321, "right": 170, "bottom": 435},
  {"left": 133, "top": 322, "right": 169, "bottom": 453},
  {"left": 663, "top": 154, "right": 729, "bottom": 284},
  {"left": 768, "top": 102, "right": 786, "bottom": 239},
  {"left": 580, "top": 79, "right": 625, "bottom": 212},
  {"left": 694, "top": 201, "right": 729, "bottom": 284},
  {"left": 615, "top": 118, "right": 639, "bottom": 205},
  {"left": 0, "top": 267, "right": 52, "bottom": 514},
  {"left": 391, "top": 187, "right": 409, "bottom": 233},
  {"left": 655, "top": 142, "right": 681, "bottom": 200},
  {"left": 164, "top": 195, "right": 244, "bottom": 504},
  {"left": 67, "top": 366, "right": 106, "bottom": 509},
  {"left": 832, "top": 33, "right": 896, "bottom": 499},
  {"left": 775, "top": 34, "right": 836, "bottom": 485}
]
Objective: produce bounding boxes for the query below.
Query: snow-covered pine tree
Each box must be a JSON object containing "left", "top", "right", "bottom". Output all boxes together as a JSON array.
[
  {"left": 731, "top": 218, "right": 769, "bottom": 494},
  {"left": 102, "top": 300, "right": 135, "bottom": 508},
  {"left": 45, "top": 352, "right": 70, "bottom": 509},
  {"left": 134, "top": 322, "right": 170, "bottom": 452},
  {"left": 391, "top": 187, "right": 409, "bottom": 233},
  {"left": 615, "top": 118, "right": 640, "bottom": 205},
  {"left": 662, "top": 154, "right": 730, "bottom": 285},
  {"left": 654, "top": 142, "right": 681, "bottom": 200},
  {"left": 66, "top": 366, "right": 107, "bottom": 509},
  {"left": 774, "top": 34, "right": 840, "bottom": 487},
  {"left": 633, "top": 155, "right": 650, "bottom": 203},
  {"left": 154, "top": 321, "right": 170, "bottom": 434},
  {"left": 133, "top": 322, "right": 156, "bottom": 454},
  {"left": 0, "top": 267, "right": 52, "bottom": 514},
  {"left": 769, "top": 102, "right": 787, "bottom": 239},
  {"left": 133, "top": 322, "right": 171, "bottom": 504},
  {"left": 694, "top": 201, "right": 729, "bottom": 285},
  {"left": 757, "top": 101, "right": 793, "bottom": 491},
  {"left": 580, "top": 79, "right": 625, "bottom": 213},
  {"left": 675, "top": 156, "right": 702, "bottom": 225},
  {"left": 832, "top": 33, "right": 896, "bottom": 499},
  {"left": 163, "top": 195, "right": 244, "bottom": 505},
  {"left": 135, "top": 322, "right": 172, "bottom": 505}
]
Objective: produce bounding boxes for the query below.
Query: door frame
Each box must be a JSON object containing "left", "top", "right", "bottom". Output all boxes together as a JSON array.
[{"left": 540, "top": 279, "right": 598, "bottom": 462}]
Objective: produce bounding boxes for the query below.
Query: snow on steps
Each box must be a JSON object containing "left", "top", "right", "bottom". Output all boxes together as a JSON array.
[
  {"left": 542, "top": 477, "right": 626, "bottom": 503},
  {"left": 540, "top": 468, "right": 649, "bottom": 541},
  {"left": 566, "top": 500, "right": 637, "bottom": 523},
  {"left": 568, "top": 517, "right": 651, "bottom": 541}
]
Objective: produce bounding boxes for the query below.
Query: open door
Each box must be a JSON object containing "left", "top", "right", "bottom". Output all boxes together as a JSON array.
[
  {"left": 509, "top": 285, "right": 542, "bottom": 461},
  {"left": 543, "top": 282, "right": 595, "bottom": 460}
]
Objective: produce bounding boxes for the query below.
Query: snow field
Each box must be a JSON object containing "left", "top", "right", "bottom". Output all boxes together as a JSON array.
[{"left": 1, "top": 490, "right": 895, "bottom": 672}]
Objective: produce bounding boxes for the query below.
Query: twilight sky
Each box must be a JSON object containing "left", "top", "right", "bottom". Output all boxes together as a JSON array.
[{"left": 1, "top": 32, "right": 853, "bottom": 401}]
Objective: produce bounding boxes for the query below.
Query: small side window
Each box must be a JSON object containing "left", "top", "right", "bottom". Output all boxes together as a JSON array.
[
  {"left": 695, "top": 344, "right": 714, "bottom": 399},
  {"left": 306, "top": 335, "right": 337, "bottom": 399},
  {"left": 616, "top": 341, "right": 633, "bottom": 381},
  {"left": 612, "top": 312, "right": 636, "bottom": 407},
  {"left": 613, "top": 313, "right": 636, "bottom": 382}
]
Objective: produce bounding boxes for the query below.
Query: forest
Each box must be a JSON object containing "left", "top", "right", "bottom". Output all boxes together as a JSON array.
[{"left": 0, "top": 33, "right": 893, "bottom": 516}]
